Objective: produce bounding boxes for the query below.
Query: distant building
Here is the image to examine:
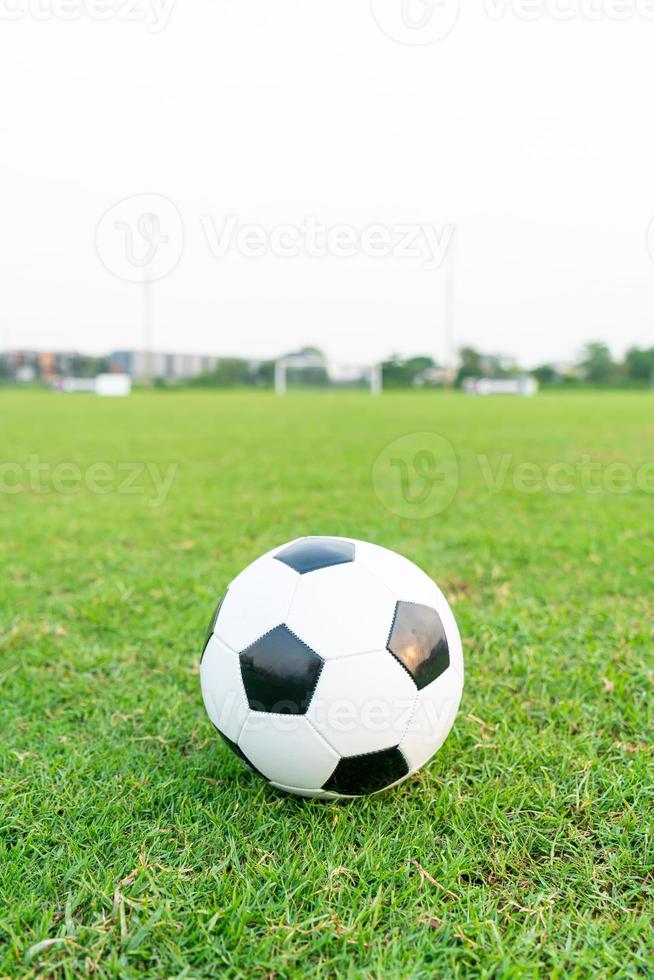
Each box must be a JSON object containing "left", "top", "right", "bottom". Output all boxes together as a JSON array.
[
  {"left": 1, "top": 349, "right": 222, "bottom": 385},
  {"left": 1, "top": 350, "right": 95, "bottom": 383},
  {"left": 107, "top": 351, "right": 219, "bottom": 383}
]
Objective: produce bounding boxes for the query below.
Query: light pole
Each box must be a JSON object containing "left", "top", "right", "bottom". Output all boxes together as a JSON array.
[
  {"left": 143, "top": 272, "right": 154, "bottom": 386},
  {"left": 443, "top": 232, "right": 455, "bottom": 388}
]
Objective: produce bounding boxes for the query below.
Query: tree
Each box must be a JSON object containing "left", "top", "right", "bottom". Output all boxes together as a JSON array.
[
  {"left": 382, "top": 356, "right": 437, "bottom": 388},
  {"left": 578, "top": 342, "right": 617, "bottom": 384},
  {"left": 252, "top": 360, "right": 275, "bottom": 386},
  {"left": 532, "top": 363, "right": 558, "bottom": 384},
  {"left": 455, "top": 347, "right": 483, "bottom": 387},
  {"left": 190, "top": 359, "right": 251, "bottom": 387},
  {"left": 625, "top": 347, "right": 654, "bottom": 384}
]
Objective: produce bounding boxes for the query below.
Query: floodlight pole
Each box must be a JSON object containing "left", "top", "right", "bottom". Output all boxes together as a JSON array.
[
  {"left": 443, "top": 232, "right": 455, "bottom": 387},
  {"left": 143, "top": 273, "right": 154, "bottom": 386}
]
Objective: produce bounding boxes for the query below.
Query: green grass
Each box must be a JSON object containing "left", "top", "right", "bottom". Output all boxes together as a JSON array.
[{"left": 1, "top": 389, "right": 652, "bottom": 978}]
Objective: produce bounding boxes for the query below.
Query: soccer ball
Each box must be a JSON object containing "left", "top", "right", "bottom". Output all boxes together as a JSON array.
[{"left": 200, "top": 537, "right": 464, "bottom": 798}]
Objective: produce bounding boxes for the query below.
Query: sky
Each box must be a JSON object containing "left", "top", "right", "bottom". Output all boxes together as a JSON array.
[{"left": 1, "top": 0, "right": 654, "bottom": 368}]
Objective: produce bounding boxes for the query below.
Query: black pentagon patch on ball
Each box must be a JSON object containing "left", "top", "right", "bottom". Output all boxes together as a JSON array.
[
  {"left": 201, "top": 591, "right": 227, "bottom": 663},
  {"left": 275, "top": 538, "right": 355, "bottom": 575},
  {"left": 215, "top": 727, "right": 263, "bottom": 779},
  {"left": 387, "top": 601, "right": 450, "bottom": 690},
  {"left": 323, "top": 746, "right": 409, "bottom": 796},
  {"left": 239, "top": 625, "right": 323, "bottom": 715}
]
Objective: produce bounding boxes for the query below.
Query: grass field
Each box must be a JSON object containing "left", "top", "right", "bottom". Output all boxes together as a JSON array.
[{"left": 1, "top": 389, "right": 652, "bottom": 977}]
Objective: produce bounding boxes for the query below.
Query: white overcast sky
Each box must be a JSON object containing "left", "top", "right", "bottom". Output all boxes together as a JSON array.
[{"left": 1, "top": 0, "right": 654, "bottom": 367}]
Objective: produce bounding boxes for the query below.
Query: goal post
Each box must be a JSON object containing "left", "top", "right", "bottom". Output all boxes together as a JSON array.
[{"left": 274, "top": 354, "right": 382, "bottom": 396}]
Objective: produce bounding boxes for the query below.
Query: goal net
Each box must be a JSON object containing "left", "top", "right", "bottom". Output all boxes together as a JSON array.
[{"left": 274, "top": 353, "right": 382, "bottom": 396}]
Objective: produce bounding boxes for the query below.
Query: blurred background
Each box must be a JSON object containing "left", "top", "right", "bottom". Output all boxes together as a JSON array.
[{"left": 1, "top": 0, "right": 654, "bottom": 388}]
